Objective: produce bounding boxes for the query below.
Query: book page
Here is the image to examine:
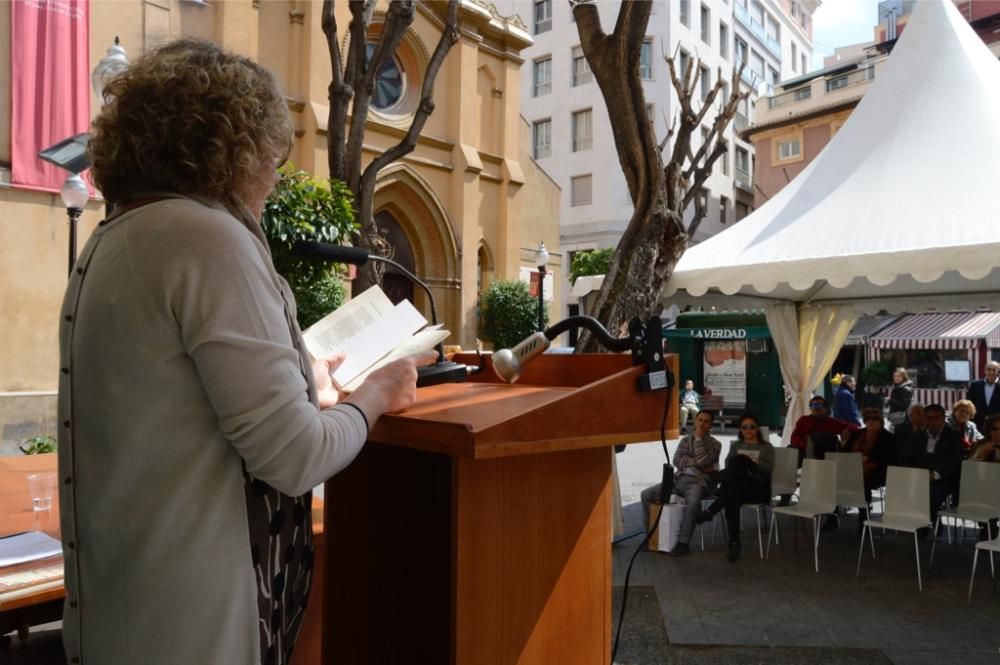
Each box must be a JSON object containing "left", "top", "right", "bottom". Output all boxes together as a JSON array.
[
  {"left": 302, "top": 286, "right": 396, "bottom": 358},
  {"left": 327, "top": 299, "right": 430, "bottom": 388},
  {"left": 342, "top": 327, "right": 451, "bottom": 392},
  {"left": 738, "top": 448, "right": 761, "bottom": 462}
]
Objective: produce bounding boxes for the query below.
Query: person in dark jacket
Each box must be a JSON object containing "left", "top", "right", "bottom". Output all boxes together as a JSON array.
[
  {"left": 911, "top": 404, "right": 964, "bottom": 528},
  {"left": 893, "top": 403, "right": 926, "bottom": 468},
  {"left": 842, "top": 407, "right": 896, "bottom": 523},
  {"left": 886, "top": 368, "right": 914, "bottom": 427},
  {"left": 833, "top": 375, "right": 862, "bottom": 426},
  {"left": 967, "top": 361, "right": 1000, "bottom": 431}
]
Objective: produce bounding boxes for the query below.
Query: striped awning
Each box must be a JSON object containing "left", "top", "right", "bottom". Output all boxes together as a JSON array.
[
  {"left": 869, "top": 312, "right": 1000, "bottom": 350},
  {"left": 844, "top": 314, "right": 900, "bottom": 346}
]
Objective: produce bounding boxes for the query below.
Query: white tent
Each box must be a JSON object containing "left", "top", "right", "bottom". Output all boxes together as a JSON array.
[{"left": 662, "top": 0, "right": 1000, "bottom": 441}]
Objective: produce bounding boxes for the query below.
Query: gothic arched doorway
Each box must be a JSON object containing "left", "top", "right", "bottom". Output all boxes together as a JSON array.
[{"left": 373, "top": 210, "right": 415, "bottom": 307}]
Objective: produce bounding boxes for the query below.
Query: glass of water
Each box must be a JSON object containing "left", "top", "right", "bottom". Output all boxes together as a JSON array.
[{"left": 27, "top": 472, "right": 57, "bottom": 511}]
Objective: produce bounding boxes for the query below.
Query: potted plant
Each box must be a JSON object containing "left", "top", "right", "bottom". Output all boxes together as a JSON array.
[
  {"left": 20, "top": 435, "right": 56, "bottom": 455},
  {"left": 859, "top": 361, "right": 891, "bottom": 409}
]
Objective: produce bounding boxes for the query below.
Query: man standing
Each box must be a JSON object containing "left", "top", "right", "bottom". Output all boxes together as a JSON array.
[
  {"left": 967, "top": 361, "right": 1000, "bottom": 430},
  {"left": 678, "top": 379, "right": 701, "bottom": 432},
  {"left": 641, "top": 410, "right": 721, "bottom": 556},
  {"left": 911, "top": 404, "right": 963, "bottom": 531},
  {"left": 833, "top": 375, "right": 862, "bottom": 426}
]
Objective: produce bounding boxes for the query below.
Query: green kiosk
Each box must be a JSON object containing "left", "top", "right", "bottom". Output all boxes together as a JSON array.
[{"left": 663, "top": 312, "right": 785, "bottom": 429}]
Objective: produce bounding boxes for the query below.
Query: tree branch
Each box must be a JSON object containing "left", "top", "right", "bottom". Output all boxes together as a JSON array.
[{"left": 322, "top": 0, "right": 353, "bottom": 182}]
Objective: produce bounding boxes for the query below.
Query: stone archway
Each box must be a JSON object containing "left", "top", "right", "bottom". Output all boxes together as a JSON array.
[{"left": 372, "top": 164, "right": 461, "bottom": 336}]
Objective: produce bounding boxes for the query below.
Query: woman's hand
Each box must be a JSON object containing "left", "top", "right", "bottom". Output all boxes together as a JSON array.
[
  {"left": 343, "top": 351, "right": 440, "bottom": 428},
  {"left": 312, "top": 351, "right": 348, "bottom": 409}
]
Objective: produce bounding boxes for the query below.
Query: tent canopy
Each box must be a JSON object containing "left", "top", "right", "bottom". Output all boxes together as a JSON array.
[{"left": 663, "top": 0, "right": 1000, "bottom": 315}]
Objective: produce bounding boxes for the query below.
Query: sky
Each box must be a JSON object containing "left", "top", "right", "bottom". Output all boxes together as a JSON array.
[{"left": 810, "top": 0, "right": 881, "bottom": 64}]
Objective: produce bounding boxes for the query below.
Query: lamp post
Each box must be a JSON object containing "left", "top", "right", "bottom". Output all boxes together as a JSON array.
[
  {"left": 92, "top": 36, "right": 129, "bottom": 102},
  {"left": 536, "top": 242, "right": 549, "bottom": 332},
  {"left": 60, "top": 175, "right": 89, "bottom": 276}
]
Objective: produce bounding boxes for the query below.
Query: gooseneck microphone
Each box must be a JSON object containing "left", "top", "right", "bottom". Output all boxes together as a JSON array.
[{"left": 292, "top": 241, "right": 472, "bottom": 387}]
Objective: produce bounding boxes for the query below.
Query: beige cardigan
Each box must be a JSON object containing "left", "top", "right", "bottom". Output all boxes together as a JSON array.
[{"left": 57, "top": 197, "right": 368, "bottom": 665}]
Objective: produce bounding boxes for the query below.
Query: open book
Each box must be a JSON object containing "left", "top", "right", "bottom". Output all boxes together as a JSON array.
[{"left": 302, "top": 285, "right": 450, "bottom": 392}]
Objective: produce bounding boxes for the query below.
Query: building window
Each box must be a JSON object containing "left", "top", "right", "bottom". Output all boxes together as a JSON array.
[
  {"left": 534, "top": 0, "right": 551, "bottom": 34},
  {"left": 572, "top": 46, "right": 592, "bottom": 86},
  {"left": 697, "top": 188, "right": 709, "bottom": 215},
  {"left": 750, "top": 50, "right": 765, "bottom": 82},
  {"left": 750, "top": 0, "right": 764, "bottom": 26},
  {"left": 572, "top": 108, "right": 593, "bottom": 152},
  {"left": 777, "top": 137, "right": 801, "bottom": 160},
  {"left": 736, "top": 200, "right": 751, "bottom": 221},
  {"left": 736, "top": 146, "right": 749, "bottom": 173},
  {"left": 700, "top": 65, "right": 711, "bottom": 101},
  {"left": 721, "top": 139, "right": 730, "bottom": 175},
  {"left": 791, "top": 42, "right": 798, "bottom": 72},
  {"left": 766, "top": 15, "right": 780, "bottom": 43},
  {"left": 533, "top": 57, "right": 552, "bottom": 97},
  {"left": 365, "top": 44, "right": 405, "bottom": 111},
  {"left": 720, "top": 195, "right": 730, "bottom": 224},
  {"left": 571, "top": 174, "right": 592, "bottom": 206},
  {"left": 700, "top": 125, "right": 710, "bottom": 146},
  {"left": 700, "top": 4, "right": 711, "bottom": 44},
  {"left": 801, "top": 53, "right": 808, "bottom": 74},
  {"left": 532, "top": 119, "right": 551, "bottom": 159},
  {"left": 679, "top": 48, "right": 691, "bottom": 77},
  {"left": 734, "top": 37, "right": 748, "bottom": 67},
  {"left": 646, "top": 103, "right": 655, "bottom": 124},
  {"left": 640, "top": 39, "right": 654, "bottom": 80},
  {"left": 721, "top": 81, "right": 730, "bottom": 104},
  {"left": 769, "top": 67, "right": 780, "bottom": 86},
  {"left": 719, "top": 22, "right": 729, "bottom": 59},
  {"left": 680, "top": 0, "right": 690, "bottom": 26}
]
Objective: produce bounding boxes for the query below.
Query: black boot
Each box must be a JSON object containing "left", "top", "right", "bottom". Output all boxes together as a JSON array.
[{"left": 727, "top": 541, "right": 741, "bottom": 562}]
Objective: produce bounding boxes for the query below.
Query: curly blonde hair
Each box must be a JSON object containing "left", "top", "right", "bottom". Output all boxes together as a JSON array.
[{"left": 89, "top": 38, "right": 292, "bottom": 208}]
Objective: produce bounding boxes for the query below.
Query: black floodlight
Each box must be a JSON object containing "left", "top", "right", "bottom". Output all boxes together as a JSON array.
[{"left": 38, "top": 132, "right": 91, "bottom": 174}]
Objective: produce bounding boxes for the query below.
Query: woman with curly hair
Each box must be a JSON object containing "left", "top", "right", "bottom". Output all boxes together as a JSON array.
[{"left": 58, "top": 39, "right": 435, "bottom": 665}]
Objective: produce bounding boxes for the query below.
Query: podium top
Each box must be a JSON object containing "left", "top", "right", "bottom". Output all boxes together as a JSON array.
[{"left": 369, "top": 353, "right": 678, "bottom": 459}]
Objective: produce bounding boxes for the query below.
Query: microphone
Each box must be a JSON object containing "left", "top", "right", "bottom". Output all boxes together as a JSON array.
[
  {"left": 292, "top": 241, "right": 473, "bottom": 387},
  {"left": 492, "top": 332, "right": 550, "bottom": 384}
]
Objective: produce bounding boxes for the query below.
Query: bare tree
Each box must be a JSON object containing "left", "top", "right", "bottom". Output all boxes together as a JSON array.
[
  {"left": 321, "top": 0, "right": 460, "bottom": 291},
  {"left": 571, "top": 0, "right": 747, "bottom": 351}
]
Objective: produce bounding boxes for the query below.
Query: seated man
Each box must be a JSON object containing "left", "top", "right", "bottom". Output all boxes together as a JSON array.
[
  {"left": 911, "top": 403, "right": 964, "bottom": 531},
  {"left": 641, "top": 410, "right": 721, "bottom": 556},
  {"left": 892, "top": 403, "right": 926, "bottom": 467},
  {"left": 678, "top": 380, "right": 701, "bottom": 432},
  {"left": 789, "top": 396, "right": 856, "bottom": 465}
]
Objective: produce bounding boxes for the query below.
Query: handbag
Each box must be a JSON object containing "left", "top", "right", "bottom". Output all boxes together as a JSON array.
[{"left": 648, "top": 500, "right": 686, "bottom": 552}]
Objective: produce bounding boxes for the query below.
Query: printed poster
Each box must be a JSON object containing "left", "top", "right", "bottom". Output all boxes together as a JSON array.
[{"left": 703, "top": 341, "right": 746, "bottom": 407}]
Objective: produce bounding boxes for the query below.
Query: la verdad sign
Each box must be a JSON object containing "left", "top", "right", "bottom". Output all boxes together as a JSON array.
[{"left": 689, "top": 328, "right": 747, "bottom": 340}]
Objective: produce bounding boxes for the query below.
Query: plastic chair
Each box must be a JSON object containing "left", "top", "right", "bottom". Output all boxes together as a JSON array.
[
  {"left": 766, "top": 459, "right": 837, "bottom": 572},
  {"left": 770, "top": 447, "right": 800, "bottom": 499},
  {"left": 929, "top": 460, "right": 1000, "bottom": 570},
  {"left": 826, "top": 452, "right": 870, "bottom": 521},
  {"left": 968, "top": 536, "right": 1000, "bottom": 603},
  {"left": 856, "top": 466, "right": 931, "bottom": 591}
]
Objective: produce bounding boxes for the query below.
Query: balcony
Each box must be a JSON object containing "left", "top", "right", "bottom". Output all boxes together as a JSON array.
[
  {"left": 733, "top": 2, "right": 782, "bottom": 59},
  {"left": 825, "top": 66, "right": 875, "bottom": 93},
  {"left": 768, "top": 85, "right": 812, "bottom": 109},
  {"left": 735, "top": 167, "right": 753, "bottom": 193}
]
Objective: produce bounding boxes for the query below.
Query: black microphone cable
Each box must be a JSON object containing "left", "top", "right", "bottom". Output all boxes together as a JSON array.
[{"left": 610, "top": 367, "right": 673, "bottom": 665}]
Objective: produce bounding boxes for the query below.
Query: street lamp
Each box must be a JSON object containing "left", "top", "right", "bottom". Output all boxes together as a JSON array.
[
  {"left": 92, "top": 36, "right": 129, "bottom": 102},
  {"left": 536, "top": 242, "right": 549, "bottom": 332},
  {"left": 60, "top": 175, "right": 89, "bottom": 276}
]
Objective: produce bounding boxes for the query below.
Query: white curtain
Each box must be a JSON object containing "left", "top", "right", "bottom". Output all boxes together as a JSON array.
[{"left": 766, "top": 303, "right": 859, "bottom": 445}]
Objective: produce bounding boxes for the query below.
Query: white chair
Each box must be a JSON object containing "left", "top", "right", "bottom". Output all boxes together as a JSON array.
[
  {"left": 770, "top": 447, "right": 800, "bottom": 500},
  {"left": 968, "top": 536, "right": 1000, "bottom": 603},
  {"left": 856, "top": 466, "right": 932, "bottom": 591},
  {"left": 766, "top": 459, "right": 837, "bottom": 572},
  {"left": 929, "top": 460, "right": 1000, "bottom": 570},
  {"left": 826, "top": 452, "right": 870, "bottom": 524}
]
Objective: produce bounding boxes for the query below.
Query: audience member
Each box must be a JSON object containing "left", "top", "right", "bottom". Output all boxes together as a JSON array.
[
  {"left": 678, "top": 379, "right": 701, "bottom": 432},
  {"left": 641, "top": 410, "right": 721, "bottom": 556},
  {"left": 833, "top": 375, "right": 862, "bottom": 426},
  {"left": 911, "top": 404, "right": 964, "bottom": 532},
  {"left": 696, "top": 413, "right": 774, "bottom": 563},
  {"left": 842, "top": 407, "right": 895, "bottom": 527},
  {"left": 886, "top": 368, "right": 914, "bottom": 426},
  {"left": 970, "top": 413, "right": 1000, "bottom": 463},
  {"left": 789, "top": 396, "right": 856, "bottom": 464},
  {"left": 947, "top": 399, "right": 984, "bottom": 454},
  {"left": 967, "top": 360, "right": 1000, "bottom": 430},
  {"left": 892, "top": 403, "right": 926, "bottom": 467}
]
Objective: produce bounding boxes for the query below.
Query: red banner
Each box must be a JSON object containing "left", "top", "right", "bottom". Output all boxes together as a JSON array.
[{"left": 11, "top": 0, "right": 91, "bottom": 193}]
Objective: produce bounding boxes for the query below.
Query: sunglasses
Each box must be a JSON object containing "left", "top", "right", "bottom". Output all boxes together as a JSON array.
[
  {"left": 864, "top": 417, "right": 882, "bottom": 423},
  {"left": 740, "top": 424, "right": 759, "bottom": 430},
  {"left": 809, "top": 404, "right": 824, "bottom": 409}
]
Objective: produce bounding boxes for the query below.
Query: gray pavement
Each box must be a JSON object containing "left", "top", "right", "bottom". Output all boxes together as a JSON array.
[{"left": 612, "top": 433, "right": 1000, "bottom": 665}]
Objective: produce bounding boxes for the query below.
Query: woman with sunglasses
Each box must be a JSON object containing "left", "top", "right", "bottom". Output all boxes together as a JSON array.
[
  {"left": 842, "top": 407, "right": 895, "bottom": 527},
  {"left": 696, "top": 413, "right": 774, "bottom": 562}
]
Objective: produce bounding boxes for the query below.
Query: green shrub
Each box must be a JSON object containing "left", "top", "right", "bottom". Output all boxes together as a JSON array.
[
  {"left": 479, "top": 278, "right": 547, "bottom": 349},
  {"left": 20, "top": 435, "right": 56, "bottom": 455},
  {"left": 569, "top": 248, "right": 613, "bottom": 285},
  {"left": 860, "top": 361, "right": 891, "bottom": 387},
  {"left": 261, "top": 166, "right": 358, "bottom": 328}
]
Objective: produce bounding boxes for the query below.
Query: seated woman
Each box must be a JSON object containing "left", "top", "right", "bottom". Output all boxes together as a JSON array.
[
  {"left": 971, "top": 413, "right": 1000, "bottom": 463},
  {"left": 948, "top": 399, "right": 984, "bottom": 454},
  {"left": 696, "top": 413, "right": 774, "bottom": 562},
  {"left": 842, "top": 407, "right": 895, "bottom": 525}
]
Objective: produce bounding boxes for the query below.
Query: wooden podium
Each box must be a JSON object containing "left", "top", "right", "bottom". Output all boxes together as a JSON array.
[{"left": 323, "top": 352, "right": 678, "bottom": 665}]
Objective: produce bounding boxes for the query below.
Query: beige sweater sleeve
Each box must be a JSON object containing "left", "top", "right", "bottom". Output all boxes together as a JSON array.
[{"left": 131, "top": 204, "right": 367, "bottom": 496}]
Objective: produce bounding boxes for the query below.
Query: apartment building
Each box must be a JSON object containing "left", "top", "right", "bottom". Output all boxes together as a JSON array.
[{"left": 500, "top": 0, "right": 816, "bottom": 318}]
